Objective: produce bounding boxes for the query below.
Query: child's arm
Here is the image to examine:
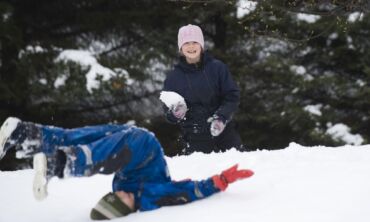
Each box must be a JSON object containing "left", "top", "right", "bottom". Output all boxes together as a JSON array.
[{"left": 138, "top": 164, "right": 254, "bottom": 211}]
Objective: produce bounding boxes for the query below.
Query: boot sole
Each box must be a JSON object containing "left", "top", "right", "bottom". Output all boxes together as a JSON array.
[
  {"left": 0, "top": 117, "right": 20, "bottom": 159},
  {"left": 33, "top": 153, "right": 48, "bottom": 201}
]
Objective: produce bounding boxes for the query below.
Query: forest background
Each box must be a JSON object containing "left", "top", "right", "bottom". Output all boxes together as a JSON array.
[{"left": 1, "top": 0, "right": 369, "bottom": 169}]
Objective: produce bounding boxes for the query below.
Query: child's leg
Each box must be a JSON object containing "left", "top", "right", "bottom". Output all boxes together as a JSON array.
[
  {"left": 58, "top": 126, "right": 142, "bottom": 177},
  {"left": 40, "top": 124, "right": 131, "bottom": 155},
  {"left": 33, "top": 126, "right": 171, "bottom": 200},
  {"left": 35, "top": 123, "right": 133, "bottom": 178},
  {"left": 33, "top": 126, "right": 134, "bottom": 200},
  {"left": 1, "top": 116, "right": 131, "bottom": 159}
]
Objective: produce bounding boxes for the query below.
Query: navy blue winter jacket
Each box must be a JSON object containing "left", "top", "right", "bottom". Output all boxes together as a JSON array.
[{"left": 163, "top": 52, "right": 240, "bottom": 131}]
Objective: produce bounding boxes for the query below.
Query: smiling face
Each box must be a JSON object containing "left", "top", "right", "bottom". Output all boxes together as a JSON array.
[{"left": 180, "top": 41, "right": 202, "bottom": 64}]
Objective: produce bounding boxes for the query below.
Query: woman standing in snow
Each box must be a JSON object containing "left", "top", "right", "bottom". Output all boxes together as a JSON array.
[{"left": 162, "top": 24, "right": 243, "bottom": 155}]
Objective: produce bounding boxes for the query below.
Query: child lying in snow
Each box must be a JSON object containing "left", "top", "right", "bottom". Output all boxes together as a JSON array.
[{"left": 0, "top": 117, "right": 254, "bottom": 220}]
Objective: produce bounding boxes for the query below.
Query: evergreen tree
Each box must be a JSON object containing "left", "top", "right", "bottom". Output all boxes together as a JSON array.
[{"left": 1, "top": 0, "right": 369, "bottom": 170}]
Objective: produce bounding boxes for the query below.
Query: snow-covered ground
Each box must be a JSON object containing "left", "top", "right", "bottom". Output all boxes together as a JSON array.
[{"left": 1, "top": 142, "right": 370, "bottom": 222}]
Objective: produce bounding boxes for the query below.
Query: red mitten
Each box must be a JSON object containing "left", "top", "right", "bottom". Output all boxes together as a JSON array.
[{"left": 212, "top": 164, "right": 254, "bottom": 191}]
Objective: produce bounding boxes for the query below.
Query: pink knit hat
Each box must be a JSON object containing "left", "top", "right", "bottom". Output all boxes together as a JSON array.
[{"left": 177, "top": 24, "right": 204, "bottom": 50}]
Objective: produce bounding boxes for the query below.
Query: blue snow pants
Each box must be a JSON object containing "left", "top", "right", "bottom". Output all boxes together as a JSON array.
[
  {"left": 37, "top": 123, "right": 219, "bottom": 211},
  {"left": 38, "top": 124, "right": 171, "bottom": 190}
]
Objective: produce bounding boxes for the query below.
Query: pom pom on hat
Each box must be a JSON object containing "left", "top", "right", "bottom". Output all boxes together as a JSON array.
[{"left": 178, "top": 24, "right": 204, "bottom": 50}]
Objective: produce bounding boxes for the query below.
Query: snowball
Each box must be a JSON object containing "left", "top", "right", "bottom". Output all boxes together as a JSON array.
[{"left": 159, "top": 91, "right": 185, "bottom": 109}]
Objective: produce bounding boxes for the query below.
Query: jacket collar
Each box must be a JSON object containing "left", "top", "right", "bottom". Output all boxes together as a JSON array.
[{"left": 176, "top": 51, "right": 213, "bottom": 72}]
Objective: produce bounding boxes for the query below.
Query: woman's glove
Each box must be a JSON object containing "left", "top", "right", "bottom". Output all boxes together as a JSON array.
[
  {"left": 171, "top": 101, "right": 187, "bottom": 120},
  {"left": 208, "top": 115, "right": 226, "bottom": 136},
  {"left": 212, "top": 164, "right": 254, "bottom": 191}
]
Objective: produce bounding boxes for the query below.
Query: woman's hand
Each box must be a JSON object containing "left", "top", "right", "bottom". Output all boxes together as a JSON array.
[{"left": 172, "top": 101, "right": 187, "bottom": 120}]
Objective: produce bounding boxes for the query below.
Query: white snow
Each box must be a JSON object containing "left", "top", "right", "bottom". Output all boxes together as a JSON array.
[
  {"left": 304, "top": 104, "right": 322, "bottom": 116},
  {"left": 326, "top": 123, "right": 364, "bottom": 146},
  {"left": 356, "top": 79, "right": 365, "bottom": 87},
  {"left": 236, "top": 0, "right": 257, "bottom": 18},
  {"left": 26, "top": 45, "right": 46, "bottom": 53},
  {"left": 18, "top": 45, "right": 47, "bottom": 58},
  {"left": 39, "top": 78, "right": 48, "bottom": 85},
  {"left": 1, "top": 143, "right": 370, "bottom": 222},
  {"left": 54, "top": 75, "right": 68, "bottom": 89},
  {"left": 296, "top": 13, "right": 321, "bottom": 23},
  {"left": 159, "top": 91, "right": 185, "bottom": 109},
  {"left": 290, "top": 65, "right": 313, "bottom": 81},
  {"left": 55, "top": 50, "right": 119, "bottom": 93},
  {"left": 348, "top": 12, "right": 364, "bottom": 23}
]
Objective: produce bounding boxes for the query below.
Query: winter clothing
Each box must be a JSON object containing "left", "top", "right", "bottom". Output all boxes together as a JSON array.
[
  {"left": 178, "top": 24, "right": 204, "bottom": 50},
  {"left": 33, "top": 153, "right": 48, "bottom": 200},
  {"left": 90, "top": 192, "right": 134, "bottom": 220},
  {"left": 1, "top": 119, "right": 219, "bottom": 213},
  {"left": 1, "top": 117, "right": 254, "bottom": 219},
  {"left": 0, "top": 117, "right": 42, "bottom": 159},
  {"left": 172, "top": 101, "right": 187, "bottom": 120},
  {"left": 209, "top": 115, "right": 226, "bottom": 137},
  {"left": 162, "top": 52, "right": 243, "bottom": 154},
  {"left": 0, "top": 117, "right": 20, "bottom": 159},
  {"left": 212, "top": 164, "right": 254, "bottom": 191}
]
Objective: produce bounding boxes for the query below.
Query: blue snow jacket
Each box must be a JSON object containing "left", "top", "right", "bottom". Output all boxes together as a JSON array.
[
  {"left": 39, "top": 123, "right": 220, "bottom": 212},
  {"left": 163, "top": 52, "right": 240, "bottom": 131}
]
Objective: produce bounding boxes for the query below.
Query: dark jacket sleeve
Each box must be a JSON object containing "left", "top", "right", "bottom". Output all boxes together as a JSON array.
[
  {"left": 214, "top": 63, "right": 240, "bottom": 122},
  {"left": 139, "top": 178, "right": 220, "bottom": 211}
]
